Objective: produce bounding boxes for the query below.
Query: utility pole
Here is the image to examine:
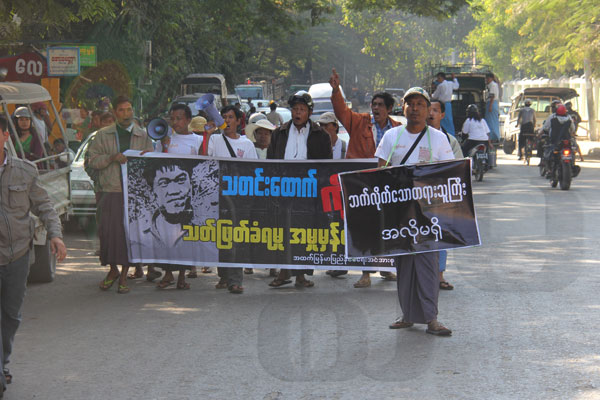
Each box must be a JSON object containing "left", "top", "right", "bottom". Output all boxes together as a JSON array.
[{"left": 584, "top": 56, "right": 597, "bottom": 141}]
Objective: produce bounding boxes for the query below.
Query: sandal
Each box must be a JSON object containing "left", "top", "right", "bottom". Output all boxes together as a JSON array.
[
  {"left": 156, "top": 280, "right": 174, "bottom": 289},
  {"left": 117, "top": 284, "right": 130, "bottom": 294},
  {"left": 177, "top": 282, "right": 191, "bottom": 290},
  {"left": 146, "top": 270, "right": 162, "bottom": 282},
  {"left": 3, "top": 368, "right": 11, "bottom": 385},
  {"left": 380, "top": 271, "right": 397, "bottom": 281},
  {"left": 353, "top": 277, "right": 371, "bottom": 288},
  {"left": 228, "top": 285, "right": 244, "bottom": 294},
  {"left": 201, "top": 267, "right": 212, "bottom": 273},
  {"left": 99, "top": 276, "right": 118, "bottom": 291},
  {"left": 215, "top": 278, "right": 228, "bottom": 289},
  {"left": 389, "top": 319, "right": 414, "bottom": 329},
  {"left": 439, "top": 281, "right": 454, "bottom": 290},
  {"left": 295, "top": 279, "right": 314, "bottom": 288},
  {"left": 127, "top": 270, "right": 144, "bottom": 279},
  {"left": 268, "top": 278, "right": 292, "bottom": 287},
  {"left": 426, "top": 320, "right": 452, "bottom": 336}
]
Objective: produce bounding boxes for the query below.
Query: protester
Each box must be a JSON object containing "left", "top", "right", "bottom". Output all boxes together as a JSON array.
[
  {"left": 375, "top": 87, "right": 454, "bottom": 336},
  {"left": 317, "top": 112, "right": 346, "bottom": 160},
  {"left": 12, "top": 107, "right": 45, "bottom": 162},
  {"left": 149, "top": 104, "right": 204, "bottom": 290},
  {"left": 0, "top": 116, "right": 67, "bottom": 394},
  {"left": 267, "top": 91, "right": 332, "bottom": 288},
  {"left": 428, "top": 99, "right": 463, "bottom": 291},
  {"left": 87, "top": 95, "right": 154, "bottom": 294},
  {"left": 565, "top": 101, "right": 584, "bottom": 161},
  {"left": 484, "top": 72, "right": 500, "bottom": 142},
  {"left": 266, "top": 101, "right": 284, "bottom": 127},
  {"left": 30, "top": 102, "right": 51, "bottom": 145},
  {"left": 208, "top": 105, "right": 258, "bottom": 294},
  {"left": 329, "top": 67, "right": 398, "bottom": 287},
  {"left": 431, "top": 72, "right": 459, "bottom": 135}
]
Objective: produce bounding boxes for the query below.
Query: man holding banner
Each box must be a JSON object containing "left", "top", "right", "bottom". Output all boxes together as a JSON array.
[{"left": 374, "top": 87, "right": 454, "bottom": 336}]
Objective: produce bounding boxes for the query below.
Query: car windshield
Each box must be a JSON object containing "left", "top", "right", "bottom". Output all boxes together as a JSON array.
[{"left": 235, "top": 87, "right": 263, "bottom": 99}]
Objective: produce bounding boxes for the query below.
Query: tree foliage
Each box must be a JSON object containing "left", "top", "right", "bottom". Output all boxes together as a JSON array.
[{"left": 467, "top": 0, "right": 600, "bottom": 79}]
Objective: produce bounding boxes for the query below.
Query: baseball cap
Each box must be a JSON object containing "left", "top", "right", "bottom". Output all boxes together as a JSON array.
[
  {"left": 245, "top": 118, "right": 276, "bottom": 142},
  {"left": 403, "top": 87, "right": 431, "bottom": 105},
  {"left": 317, "top": 112, "right": 337, "bottom": 125}
]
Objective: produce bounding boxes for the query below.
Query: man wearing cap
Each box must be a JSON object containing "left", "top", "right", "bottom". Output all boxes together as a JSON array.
[
  {"left": 246, "top": 117, "right": 276, "bottom": 160},
  {"left": 329, "top": 68, "right": 398, "bottom": 287},
  {"left": 268, "top": 91, "right": 332, "bottom": 288},
  {"left": 431, "top": 72, "right": 459, "bottom": 136},
  {"left": 317, "top": 112, "right": 346, "bottom": 160},
  {"left": 376, "top": 87, "right": 454, "bottom": 336},
  {"left": 0, "top": 116, "right": 67, "bottom": 395}
]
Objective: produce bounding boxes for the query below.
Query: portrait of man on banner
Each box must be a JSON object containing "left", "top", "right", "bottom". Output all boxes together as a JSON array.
[{"left": 126, "top": 156, "right": 219, "bottom": 264}]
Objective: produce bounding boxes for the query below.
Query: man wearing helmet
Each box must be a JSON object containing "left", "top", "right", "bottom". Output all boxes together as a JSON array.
[
  {"left": 516, "top": 99, "right": 536, "bottom": 160},
  {"left": 543, "top": 104, "right": 575, "bottom": 146},
  {"left": 267, "top": 91, "right": 332, "bottom": 288}
]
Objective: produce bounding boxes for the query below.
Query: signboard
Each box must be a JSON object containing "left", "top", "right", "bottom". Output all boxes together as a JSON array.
[
  {"left": 47, "top": 47, "right": 80, "bottom": 76},
  {"left": 122, "top": 153, "right": 396, "bottom": 271},
  {"left": 339, "top": 159, "right": 481, "bottom": 257},
  {"left": 78, "top": 45, "right": 97, "bottom": 67},
  {"left": 0, "top": 52, "right": 47, "bottom": 83}
]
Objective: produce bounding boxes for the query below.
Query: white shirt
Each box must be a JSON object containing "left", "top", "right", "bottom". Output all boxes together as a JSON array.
[
  {"left": 284, "top": 123, "right": 309, "bottom": 160},
  {"left": 375, "top": 125, "right": 454, "bottom": 166},
  {"left": 486, "top": 80, "right": 499, "bottom": 101},
  {"left": 155, "top": 132, "right": 203, "bottom": 155},
  {"left": 462, "top": 118, "right": 490, "bottom": 141},
  {"left": 32, "top": 116, "right": 48, "bottom": 143},
  {"left": 208, "top": 134, "right": 258, "bottom": 159},
  {"left": 255, "top": 147, "right": 268, "bottom": 159},
  {"left": 332, "top": 139, "right": 343, "bottom": 159},
  {"left": 431, "top": 78, "right": 459, "bottom": 103}
]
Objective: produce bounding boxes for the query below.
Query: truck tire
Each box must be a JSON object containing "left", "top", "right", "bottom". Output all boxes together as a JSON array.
[
  {"left": 28, "top": 241, "right": 56, "bottom": 283},
  {"left": 503, "top": 139, "right": 515, "bottom": 154}
]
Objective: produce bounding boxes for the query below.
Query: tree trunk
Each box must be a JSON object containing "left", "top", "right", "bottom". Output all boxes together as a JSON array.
[{"left": 584, "top": 57, "right": 597, "bottom": 141}]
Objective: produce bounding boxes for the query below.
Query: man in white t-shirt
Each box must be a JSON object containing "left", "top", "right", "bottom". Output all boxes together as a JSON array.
[
  {"left": 431, "top": 72, "right": 459, "bottom": 136},
  {"left": 209, "top": 105, "right": 257, "bottom": 294},
  {"left": 375, "top": 87, "right": 453, "bottom": 337}
]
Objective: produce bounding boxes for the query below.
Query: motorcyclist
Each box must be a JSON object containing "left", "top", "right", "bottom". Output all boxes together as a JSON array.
[
  {"left": 460, "top": 104, "right": 494, "bottom": 156},
  {"left": 542, "top": 104, "right": 576, "bottom": 176},
  {"left": 516, "top": 99, "right": 536, "bottom": 160}
]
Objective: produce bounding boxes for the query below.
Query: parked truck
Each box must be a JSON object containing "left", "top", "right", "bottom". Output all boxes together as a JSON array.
[
  {"left": 235, "top": 76, "right": 285, "bottom": 102},
  {"left": 0, "top": 82, "right": 72, "bottom": 283}
]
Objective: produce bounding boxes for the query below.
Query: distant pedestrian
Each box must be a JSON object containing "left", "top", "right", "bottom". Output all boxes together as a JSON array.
[
  {"left": 484, "top": 72, "right": 500, "bottom": 141},
  {"left": 431, "top": 72, "right": 459, "bottom": 135},
  {"left": 266, "top": 101, "right": 284, "bottom": 127}
]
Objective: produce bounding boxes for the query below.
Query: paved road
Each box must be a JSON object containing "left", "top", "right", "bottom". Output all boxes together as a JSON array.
[{"left": 10, "top": 153, "right": 600, "bottom": 400}]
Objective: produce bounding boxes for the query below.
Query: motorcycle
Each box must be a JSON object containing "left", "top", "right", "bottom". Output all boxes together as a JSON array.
[
  {"left": 469, "top": 143, "right": 489, "bottom": 182},
  {"left": 545, "top": 139, "right": 580, "bottom": 190}
]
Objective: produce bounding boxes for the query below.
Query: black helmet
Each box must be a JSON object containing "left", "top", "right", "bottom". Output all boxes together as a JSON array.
[
  {"left": 524, "top": 99, "right": 532, "bottom": 106},
  {"left": 288, "top": 91, "right": 313, "bottom": 110},
  {"left": 466, "top": 104, "right": 479, "bottom": 114}
]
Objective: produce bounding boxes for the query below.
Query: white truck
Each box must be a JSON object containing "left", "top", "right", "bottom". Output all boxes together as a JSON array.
[{"left": 0, "top": 82, "right": 72, "bottom": 283}]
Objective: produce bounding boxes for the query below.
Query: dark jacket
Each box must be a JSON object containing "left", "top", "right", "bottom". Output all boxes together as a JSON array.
[{"left": 267, "top": 120, "right": 333, "bottom": 160}]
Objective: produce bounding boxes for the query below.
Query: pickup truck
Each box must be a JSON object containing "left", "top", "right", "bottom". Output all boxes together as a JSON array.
[{"left": 0, "top": 82, "right": 72, "bottom": 283}]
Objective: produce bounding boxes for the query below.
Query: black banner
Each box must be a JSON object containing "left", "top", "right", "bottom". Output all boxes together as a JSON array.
[
  {"left": 338, "top": 159, "right": 480, "bottom": 257},
  {"left": 122, "top": 152, "right": 396, "bottom": 270}
]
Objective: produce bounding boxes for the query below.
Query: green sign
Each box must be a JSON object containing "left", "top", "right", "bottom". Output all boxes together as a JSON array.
[{"left": 78, "top": 45, "right": 97, "bottom": 67}]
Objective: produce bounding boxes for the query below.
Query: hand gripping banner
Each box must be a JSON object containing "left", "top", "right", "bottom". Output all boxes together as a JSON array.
[{"left": 338, "top": 159, "right": 481, "bottom": 258}]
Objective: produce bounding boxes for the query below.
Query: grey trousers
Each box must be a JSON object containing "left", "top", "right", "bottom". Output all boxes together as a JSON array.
[
  {"left": 217, "top": 267, "right": 243, "bottom": 287},
  {"left": 0, "top": 251, "right": 30, "bottom": 389},
  {"left": 396, "top": 252, "right": 439, "bottom": 324}
]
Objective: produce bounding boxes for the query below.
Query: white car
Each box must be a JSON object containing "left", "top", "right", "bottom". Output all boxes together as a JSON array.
[{"left": 69, "top": 132, "right": 97, "bottom": 220}]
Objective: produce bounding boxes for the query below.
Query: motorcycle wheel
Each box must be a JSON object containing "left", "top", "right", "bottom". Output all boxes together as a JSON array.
[
  {"left": 539, "top": 160, "right": 547, "bottom": 177},
  {"left": 559, "top": 162, "right": 572, "bottom": 190},
  {"left": 476, "top": 160, "right": 484, "bottom": 182}
]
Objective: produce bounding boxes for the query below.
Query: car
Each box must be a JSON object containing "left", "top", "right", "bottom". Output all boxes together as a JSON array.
[
  {"left": 501, "top": 87, "right": 579, "bottom": 154},
  {"left": 256, "top": 107, "right": 292, "bottom": 124},
  {"left": 69, "top": 132, "right": 97, "bottom": 222},
  {"left": 308, "top": 82, "right": 352, "bottom": 118},
  {"left": 225, "top": 93, "right": 242, "bottom": 107},
  {"left": 499, "top": 101, "right": 511, "bottom": 140}
]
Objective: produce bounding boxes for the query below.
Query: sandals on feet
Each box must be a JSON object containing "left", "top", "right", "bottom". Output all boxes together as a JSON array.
[
  {"left": 127, "top": 270, "right": 144, "bottom": 279},
  {"left": 380, "top": 272, "right": 397, "bottom": 281},
  {"left": 439, "top": 281, "right": 454, "bottom": 290},
  {"left": 426, "top": 320, "right": 452, "bottom": 336},
  {"left": 353, "top": 278, "right": 371, "bottom": 288},
  {"left": 228, "top": 285, "right": 244, "bottom": 294},
  {"left": 215, "top": 279, "right": 228, "bottom": 289},
  {"left": 157, "top": 280, "right": 174, "bottom": 289},
  {"left": 146, "top": 270, "right": 162, "bottom": 282},
  {"left": 295, "top": 279, "right": 314, "bottom": 288},
  {"left": 389, "top": 319, "right": 414, "bottom": 329},
  {"left": 268, "top": 278, "right": 292, "bottom": 287},
  {"left": 99, "top": 276, "right": 118, "bottom": 291},
  {"left": 117, "top": 284, "right": 130, "bottom": 294},
  {"left": 177, "top": 282, "right": 191, "bottom": 290}
]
